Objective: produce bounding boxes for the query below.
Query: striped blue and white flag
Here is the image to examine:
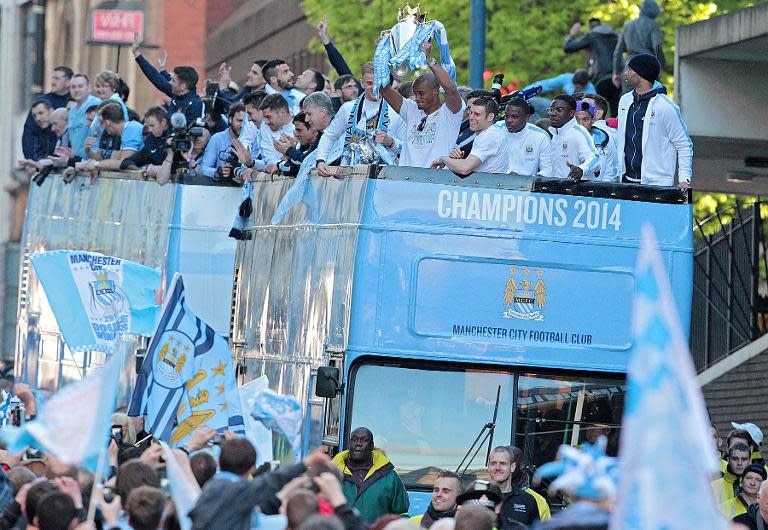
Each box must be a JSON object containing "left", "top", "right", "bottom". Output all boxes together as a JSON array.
[
  {"left": 0, "top": 391, "right": 14, "bottom": 428},
  {"left": 609, "top": 225, "right": 727, "bottom": 530},
  {"left": 0, "top": 353, "right": 122, "bottom": 471},
  {"left": 31, "top": 250, "right": 161, "bottom": 353},
  {"left": 128, "top": 274, "right": 245, "bottom": 447}
]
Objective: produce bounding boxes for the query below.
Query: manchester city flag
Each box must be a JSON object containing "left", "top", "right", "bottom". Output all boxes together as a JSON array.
[
  {"left": 609, "top": 225, "right": 727, "bottom": 530},
  {"left": 128, "top": 274, "right": 245, "bottom": 447},
  {"left": 31, "top": 250, "right": 161, "bottom": 353}
]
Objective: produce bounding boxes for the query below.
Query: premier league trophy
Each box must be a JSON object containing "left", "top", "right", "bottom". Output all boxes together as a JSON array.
[{"left": 385, "top": 4, "right": 430, "bottom": 80}]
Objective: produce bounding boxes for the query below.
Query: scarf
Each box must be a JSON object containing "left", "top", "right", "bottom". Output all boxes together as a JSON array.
[
  {"left": 342, "top": 95, "right": 394, "bottom": 165},
  {"left": 420, "top": 503, "right": 457, "bottom": 528}
]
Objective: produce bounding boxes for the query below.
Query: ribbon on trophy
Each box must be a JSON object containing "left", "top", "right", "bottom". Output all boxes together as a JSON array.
[
  {"left": 373, "top": 4, "right": 456, "bottom": 95},
  {"left": 270, "top": 137, "right": 345, "bottom": 224},
  {"left": 342, "top": 95, "right": 395, "bottom": 166}
]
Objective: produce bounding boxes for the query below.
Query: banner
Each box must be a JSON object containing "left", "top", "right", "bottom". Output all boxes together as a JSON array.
[
  {"left": 251, "top": 388, "right": 303, "bottom": 461},
  {"left": 31, "top": 250, "right": 161, "bottom": 353},
  {"left": 609, "top": 225, "right": 727, "bottom": 530},
  {"left": 128, "top": 274, "right": 245, "bottom": 447},
  {"left": 1, "top": 353, "right": 122, "bottom": 471}
]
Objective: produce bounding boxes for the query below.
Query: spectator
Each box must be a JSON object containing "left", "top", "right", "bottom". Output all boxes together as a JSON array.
[
  {"left": 34, "top": 491, "right": 79, "bottom": 530},
  {"left": 613, "top": 0, "right": 666, "bottom": 90},
  {"left": 455, "top": 505, "right": 494, "bottom": 530},
  {"left": 380, "top": 41, "right": 464, "bottom": 169},
  {"left": 525, "top": 69, "right": 596, "bottom": 97},
  {"left": 505, "top": 446, "right": 551, "bottom": 521},
  {"left": 733, "top": 481, "right": 768, "bottom": 530},
  {"left": 616, "top": 53, "right": 692, "bottom": 188},
  {"left": 25, "top": 480, "right": 60, "bottom": 527},
  {"left": 25, "top": 100, "right": 57, "bottom": 162},
  {"left": 132, "top": 35, "right": 204, "bottom": 126},
  {"left": 277, "top": 111, "right": 319, "bottom": 176},
  {"left": 285, "top": 489, "right": 319, "bottom": 530},
  {"left": 299, "top": 514, "right": 345, "bottom": 530},
  {"left": 215, "top": 59, "right": 267, "bottom": 110},
  {"left": 21, "top": 66, "right": 72, "bottom": 160},
  {"left": 728, "top": 423, "right": 765, "bottom": 467},
  {"left": 564, "top": 19, "right": 620, "bottom": 116},
  {"left": 190, "top": 449, "right": 331, "bottom": 530},
  {"left": 144, "top": 126, "right": 210, "bottom": 185},
  {"left": 546, "top": 94, "right": 599, "bottom": 181},
  {"left": 121, "top": 106, "right": 170, "bottom": 170},
  {"left": 410, "top": 470, "right": 462, "bottom": 528},
  {"left": 78, "top": 102, "right": 144, "bottom": 173},
  {"left": 116, "top": 460, "right": 161, "bottom": 515},
  {"left": 714, "top": 442, "right": 752, "bottom": 504},
  {"left": 574, "top": 99, "right": 620, "bottom": 182},
  {"left": 316, "top": 62, "right": 403, "bottom": 176},
  {"left": 18, "top": 107, "right": 68, "bottom": 177},
  {"left": 263, "top": 59, "right": 305, "bottom": 116},
  {"left": 722, "top": 464, "right": 766, "bottom": 519},
  {"left": 498, "top": 98, "right": 552, "bottom": 177},
  {"left": 431, "top": 97, "right": 508, "bottom": 175},
  {"left": 485, "top": 447, "right": 541, "bottom": 527},
  {"left": 200, "top": 102, "right": 246, "bottom": 180},
  {"left": 67, "top": 74, "right": 102, "bottom": 159},
  {"left": 189, "top": 453, "right": 218, "bottom": 488},
  {"left": 219, "top": 437, "right": 257, "bottom": 479},
  {"left": 126, "top": 486, "right": 166, "bottom": 530},
  {"left": 258, "top": 94, "right": 296, "bottom": 171},
  {"left": 331, "top": 427, "right": 409, "bottom": 523}
]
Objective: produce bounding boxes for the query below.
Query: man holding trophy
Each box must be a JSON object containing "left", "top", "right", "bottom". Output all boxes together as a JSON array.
[{"left": 377, "top": 5, "right": 465, "bottom": 169}]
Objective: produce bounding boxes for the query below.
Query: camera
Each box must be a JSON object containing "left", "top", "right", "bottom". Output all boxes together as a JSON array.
[
  {"left": 168, "top": 112, "right": 205, "bottom": 153},
  {"left": 32, "top": 159, "right": 54, "bottom": 187},
  {"left": 111, "top": 424, "right": 123, "bottom": 446},
  {"left": 215, "top": 148, "right": 240, "bottom": 180},
  {"left": 102, "top": 486, "right": 115, "bottom": 503}
]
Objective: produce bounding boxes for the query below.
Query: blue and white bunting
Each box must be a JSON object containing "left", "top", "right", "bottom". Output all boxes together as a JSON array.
[
  {"left": 609, "top": 225, "right": 727, "bottom": 530},
  {"left": 0, "top": 352, "right": 122, "bottom": 471},
  {"left": 30, "top": 250, "right": 161, "bottom": 353},
  {"left": 128, "top": 273, "right": 245, "bottom": 447}
]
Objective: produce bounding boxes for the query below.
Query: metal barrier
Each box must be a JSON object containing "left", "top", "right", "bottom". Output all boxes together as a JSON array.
[{"left": 691, "top": 200, "right": 766, "bottom": 372}]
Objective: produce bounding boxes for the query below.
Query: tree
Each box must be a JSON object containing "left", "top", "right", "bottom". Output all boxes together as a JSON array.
[{"left": 302, "top": 0, "right": 753, "bottom": 90}]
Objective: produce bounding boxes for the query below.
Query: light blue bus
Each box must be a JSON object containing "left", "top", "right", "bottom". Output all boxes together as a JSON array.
[{"left": 231, "top": 165, "right": 693, "bottom": 513}]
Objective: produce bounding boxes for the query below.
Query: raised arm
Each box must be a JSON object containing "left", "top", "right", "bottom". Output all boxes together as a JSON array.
[
  {"left": 380, "top": 84, "right": 404, "bottom": 115},
  {"left": 132, "top": 34, "right": 173, "bottom": 98},
  {"left": 423, "top": 41, "right": 462, "bottom": 114}
]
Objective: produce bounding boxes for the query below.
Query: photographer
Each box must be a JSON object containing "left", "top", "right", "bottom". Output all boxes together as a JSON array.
[
  {"left": 144, "top": 126, "right": 210, "bottom": 185},
  {"left": 199, "top": 103, "right": 246, "bottom": 181},
  {"left": 120, "top": 106, "right": 170, "bottom": 170}
]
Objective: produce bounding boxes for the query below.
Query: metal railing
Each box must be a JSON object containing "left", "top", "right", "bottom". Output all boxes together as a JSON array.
[{"left": 691, "top": 200, "right": 768, "bottom": 372}]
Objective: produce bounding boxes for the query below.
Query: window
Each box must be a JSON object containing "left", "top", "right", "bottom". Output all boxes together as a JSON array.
[{"left": 349, "top": 362, "right": 514, "bottom": 488}]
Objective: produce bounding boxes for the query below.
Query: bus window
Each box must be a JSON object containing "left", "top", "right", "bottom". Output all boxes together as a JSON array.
[
  {"left": 349, "top": 362, "right": 514, "bottom": 488},
  {"left": 515, "top": 373, "right": 625, "bottom": 471}
]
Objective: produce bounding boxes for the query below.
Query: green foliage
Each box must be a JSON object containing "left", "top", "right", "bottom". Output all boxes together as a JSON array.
[{"left": 302, "top": 0, "right": 754, "bottom": 90}]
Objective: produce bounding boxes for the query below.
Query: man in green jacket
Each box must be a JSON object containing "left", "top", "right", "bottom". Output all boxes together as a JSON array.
[{"left": 331, "top": 427, "right": 409, "bottom": 523}]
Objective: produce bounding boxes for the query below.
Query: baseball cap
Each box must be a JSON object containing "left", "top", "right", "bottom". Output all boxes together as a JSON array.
[{"left": 732, "top": 422, "right": 763, "bottom": 445}]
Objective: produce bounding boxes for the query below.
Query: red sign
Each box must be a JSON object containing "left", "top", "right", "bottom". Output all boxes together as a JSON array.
[{"left": 91, "top": 9, "right": 144, "bottom": 45}]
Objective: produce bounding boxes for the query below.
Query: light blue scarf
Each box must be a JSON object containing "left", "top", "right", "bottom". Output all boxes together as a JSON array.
[
  {"left": 373, "top": 20, "right": 456, "bottom": 95},
  {"left": 342, "top": 95, "right": 394, "bottom": 165}
]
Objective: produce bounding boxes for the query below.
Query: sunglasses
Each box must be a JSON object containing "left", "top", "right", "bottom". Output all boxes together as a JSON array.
[{"left": 416, "top": 116, "right": 428, "bottom": 132}]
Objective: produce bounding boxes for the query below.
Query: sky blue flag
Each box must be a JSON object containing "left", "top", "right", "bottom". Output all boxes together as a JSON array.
[
  {"left": 251, "top": 388, "right": 303, "bottom": 461},
  {"left": 128, "top": 274, "right": 245, "bottom": 447},
  {"left": 609, "top": 225, "right": 727, "bottom": 530},
  {"left": 0, "top": 353, "right": 122, "bottom": 471},
  {"left": 31, "top": 250, "right": 161, "bottom": 353}
]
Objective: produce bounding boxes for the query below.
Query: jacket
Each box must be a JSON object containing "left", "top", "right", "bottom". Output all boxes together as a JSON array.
[
  {"left": 613, "top": 0, "right": 665, "bottom": 75},
  {"left": 189, "top": 463, "right": 306, "bottom": 530},
  {"left": 499, "top": 486, "right": 540, "bottom": 529},
  {"left": 712, "top": 466, "right": 740, "bottom": 504},
  {"left": 496, "top": 121, "right": 552, "bottom": 177},
  {"left": 732, "top": 503, "right": 768, "bottom": 530},
  {"left": 616, "top": 87, "right": 693, "bottom": 186},
  {"left": 332, "top": 449, "right": 410, "bottom": 523},
  {"left": 721, "top": 495, "right": 751, "bottom": 519},
  {"left": 548, "top": 117, "right": 599, "bottom": 180},
  {"left": 563, "top": 25, "right": 619, "bottom": 82},
  {"left": 135, "top": 55, "right": 205, "bottom": 126}
]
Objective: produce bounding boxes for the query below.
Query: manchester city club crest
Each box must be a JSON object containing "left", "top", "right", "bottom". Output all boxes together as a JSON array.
[
  {"left": 154, "top": 330, "right": 195, "bottom": 388},
  {"left": 88, "top": 271, "right": 126, "bottom": 317},
  {"left": 502, "top": 266, "right": 546, "bottom": 320}
]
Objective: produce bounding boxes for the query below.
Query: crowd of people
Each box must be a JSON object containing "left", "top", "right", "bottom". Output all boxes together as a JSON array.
[
  {"left": 1, "top": 378, "right": 767, "bottom": 530},
  {"left": 17, "top": 1, "right": 690, "bottom": 195}
]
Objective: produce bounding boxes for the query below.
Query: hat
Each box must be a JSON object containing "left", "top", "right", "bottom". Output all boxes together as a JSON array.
[
  {"left": 627, "top": 53, "right": 661, "bottom": 83},
  {"left": 456, "top": 480, "right": 503, "bottom": 508},
  {"left": 576, "top": 100, "right": 596, "bottom": 118},
  {"left": 732, "top": 422, "right": 763, "bottom": 445},
  {"left": 743, "top": 464, "right": 768, "bottom": 481}
]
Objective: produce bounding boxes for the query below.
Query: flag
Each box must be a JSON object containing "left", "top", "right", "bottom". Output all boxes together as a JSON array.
[
  {"left": 31, "top": 250, "right": 161, "bottom": 353},
  {"left": 251, "top": 388, "right": 303, "bottom": 461},
  {"left": 609, "top": 225, "right": 727, "bottom": 530},
  {"left": 0, "top": 391, "right": 14, "bottom": 428},
  {"left": 0, "top": 353, "right": 122, "bottom": 471},
  {"left": 128, "top": 274, "right": 245, "bottom": 447},
  {"left": 160, "top": 441, "right": 200, "bottom": 530},
  {"left": 238, "top": 376, "right": 274, "bottom": 465}
]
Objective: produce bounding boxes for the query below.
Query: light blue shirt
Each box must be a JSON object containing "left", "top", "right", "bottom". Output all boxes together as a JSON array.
[
  {"left": 119, "top": 121, "right": 144, "bottom": 152},
  {"left": 201, "top": 129, "right": 235, "bottom": 179},
  {"left": 89, "top": 93, "right": 130, "bottom": 155},
  {"left": 68, "top": 95, "right": 101, "bottom": 158},
  {"left": 525, "top": 73, "right": 597, "bottom": 95}
]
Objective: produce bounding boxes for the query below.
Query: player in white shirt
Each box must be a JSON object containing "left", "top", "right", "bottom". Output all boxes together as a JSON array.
[
  {"left": 497, "top": 98, "right": 552, "bottom": 177},
  {"left": 380, "top": 41, "right": 465, "bottom": 169},
  {"left": 431, "top": 97, "right": 508, "bottom": 175},
  {"left": 258, "top": 93, "right": 295, "bottom": 172},
  {"left": 547, "top": 94, "right": 599, "bottom": 181},
  {"left": 574, "top": 97, "right": 619, "bottom": 182}
]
